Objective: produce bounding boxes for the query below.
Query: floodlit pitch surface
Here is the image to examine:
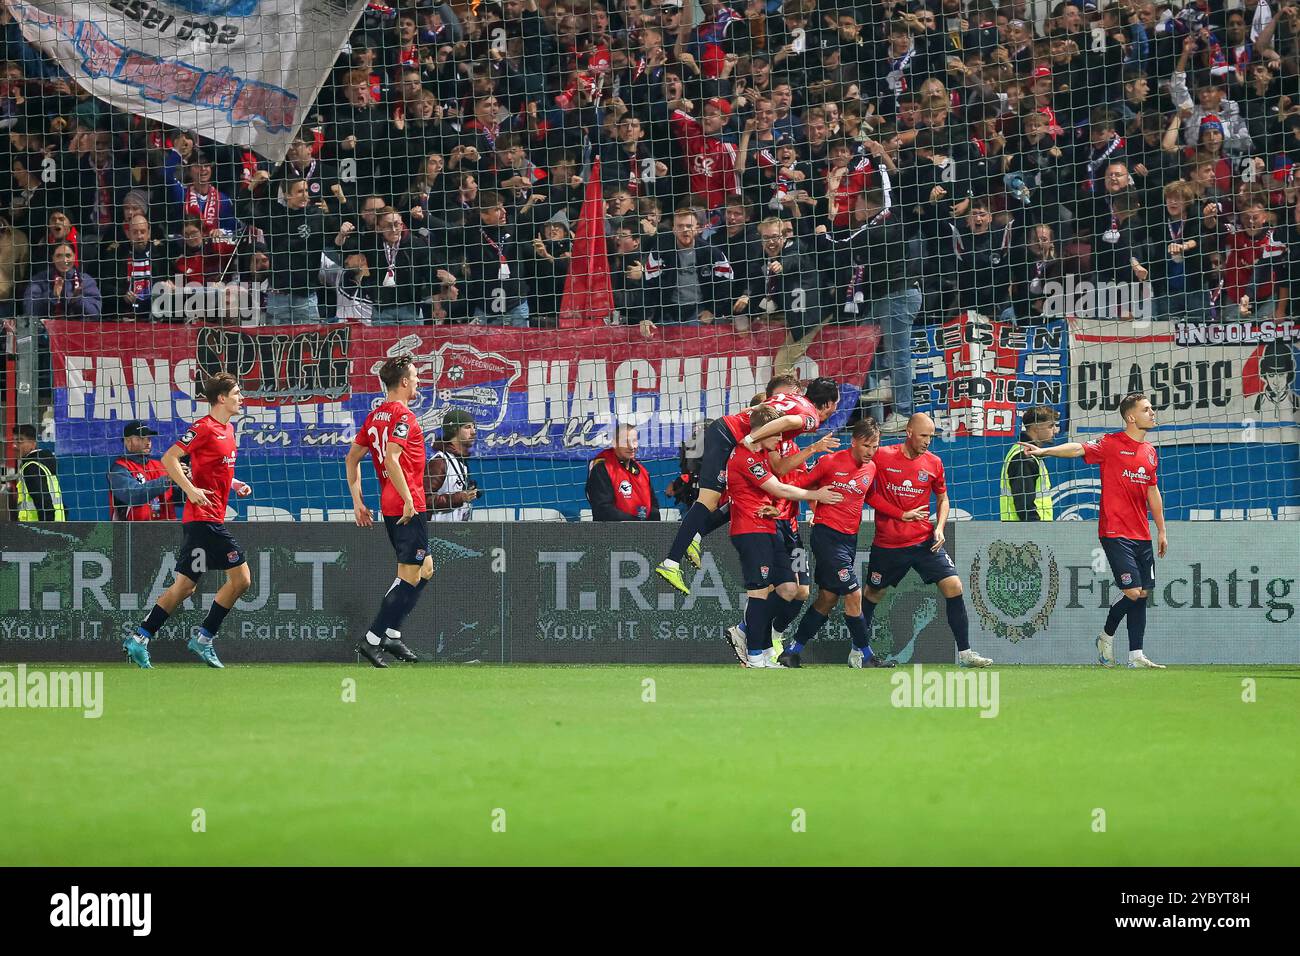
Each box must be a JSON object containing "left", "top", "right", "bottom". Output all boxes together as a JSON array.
[{"left": 2, "top": 664, "right": 1296, "bottom": 866}]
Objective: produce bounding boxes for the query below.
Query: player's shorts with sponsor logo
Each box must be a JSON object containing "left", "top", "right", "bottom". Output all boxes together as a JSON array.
[
  {"left": 384, "top": 511, "right": 431, "bottom": 565},
  {"left": 698, "top": 418, "right": 738, "bottom": 494},
  {"left": 176, "top": 521, "right": 246, "bottom": 580},
  {"left": 731, "top": 531, "right": 795, "bottom": 590},
  {"left": 811, "top": 524, "right": 861, "bottom": 595},
  {"left": 1100, "top": 536, "right": 1155, "bottom": 591},
  {"left": 777, "top": 518, "right": 805, "bottom": 585},
  {"left": 866, "top": 539, "right": 957, "bottom": 589}
]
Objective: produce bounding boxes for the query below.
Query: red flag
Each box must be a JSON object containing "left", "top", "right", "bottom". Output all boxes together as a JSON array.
[{"left": 559, "top": 156, "right": 615, "bottom": 327}]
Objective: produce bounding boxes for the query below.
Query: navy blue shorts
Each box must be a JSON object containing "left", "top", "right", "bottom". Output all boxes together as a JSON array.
[
  {"left": 811, "top": 524, "right": 861, "bottom": 595},
  {"left": 698, "top": 418, "right": 739, "bottom": 494},
  {"left": 176, "top": 521, "right": 246, "bottom": 580},
  {"left": 777, "top": 519, "right": 805, "bottom": 585},
  {"left": 866, "top": 539, "right": 958, "bottom": 590},
  {"left": 1101, "top": 537, "right": 1155, "bottom": 591},
  {"left": 731, "top": 532, "right": 795, "bottom": 590},
  {"left": 384, "top": 511, "right": 431, "bottom": 565}
]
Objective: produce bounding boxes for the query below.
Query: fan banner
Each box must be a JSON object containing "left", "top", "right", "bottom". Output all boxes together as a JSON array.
[
  {"left": 1069, "top": 317, "right": 1300, "bottom": 444},
  {"left": 911, "top": 313, "right": 1070, "bottom": 438},
  {"left": 47, "top": 321, "right": 880, "bottom": 459},
  {"left": 3, "top": 0, "right": 368, "bottom": 161}
]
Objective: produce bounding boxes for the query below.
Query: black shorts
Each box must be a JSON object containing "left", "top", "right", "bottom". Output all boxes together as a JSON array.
[
  {"left": 698, "top": 418, "right": 739, "bottom": 494},
  {"left": 866, "top": 539, "right": 958, "bottom": 590},
  {"left": 731, "top": 531, "right": 795, "bottom": 591},
  {"left": 777, "top": 519, "right": 806, "bottom": 585},
  {"left": 811, "top": 524, "right": 861, "bottom": 595},
  {"left": 384, "top": 511, "right": 431, "bottom": 565},
  {"left": 176, "top": 521, "right": 246, "bottom": 580},
  {"left": 1101, "top": 536, "right": 1155, "bottom": 591}
]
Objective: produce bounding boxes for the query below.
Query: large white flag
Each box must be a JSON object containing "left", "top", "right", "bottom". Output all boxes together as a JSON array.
[{"left": 4, "top": 0, "right": 367, "bottom": 161}]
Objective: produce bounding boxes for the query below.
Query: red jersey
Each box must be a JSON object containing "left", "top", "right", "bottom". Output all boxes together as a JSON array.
[
  {"left": 1223, "top": 228, "right": 1286, "bottom": 305},
  {"left": 175, "top": 414, "right": 237, "bottom": 524},
  {"left": 869, "top": 444, "right": 946, "bottom": 548},
  {"left": 670, "top": 109, "right": 738, "bottom": 210},
  {"left": 806, "top": 449, "right": 877, "bottom": 536},
  {"left": 1082, "top": 431, "right": 1158, "bottom": 540},
  {"left": 722, "top": 393, "right": 821, "bottom": 443},
  {"left": 828, "top": 159, "right": 875, "bottom": 229},
  {"left": 774, "top": 438, "right": 805, "bottom": 525},
  {"left": 726, "top": 446, "right": 778, "bottom": 537},
  {"left": 356, "top": 401, "right": 427, "bottom": 516}
]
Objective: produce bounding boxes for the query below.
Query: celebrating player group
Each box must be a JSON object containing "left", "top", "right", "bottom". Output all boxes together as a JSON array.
[{"left": 122, "top": 365, "right": 1167, "bottom": 671}]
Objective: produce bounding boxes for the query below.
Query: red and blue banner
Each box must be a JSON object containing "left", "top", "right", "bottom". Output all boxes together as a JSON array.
[{"left": 48, "top": 321, "right": 880, "bottom": 459}]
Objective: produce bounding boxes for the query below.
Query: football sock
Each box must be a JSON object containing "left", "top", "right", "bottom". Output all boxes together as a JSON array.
[
  {"left": 772, "top": 596, "right": 803, "bottom": 635},
  {"left": 140, "top": 604, "right": 169, "bottom": 637},
  {"left": 368, "top": 581, "right": 418, "bottom": 642},
  {"left": 200, "top": 600, "right": 231, "bottom": 638},
  {"left": 845, "top": 613, "right": 874, "bottom": 658},
  {"left": 666, "top": 503, "right": 714, "bottom": 563},
  {"left": 862, "top": 597, "right": 878, "bottom": 631},
  {"left": 1125, "top": 596, "right": 1147, "bottom": 651},
  {"left": 743, "top": 593, "right": 778, "bottom": 654},
  {"left": 946, "top": 595, "right": 971, "bottom": 652},
  {"left": 789, "top": 608, "right": 828, "bottom": 654},
  {"left": 1104, "top": 596, "right": 1131, "bottom": 637},
  {"left": 703, "top": 505, "right": 731, "bottom": 535}
]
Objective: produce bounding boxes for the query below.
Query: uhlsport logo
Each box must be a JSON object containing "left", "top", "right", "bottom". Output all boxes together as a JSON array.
[
  {"left": 969, "top": 540, "right": 1060, "bottom": 643},
  {"left": 1041, "top": 274, "right": 1153, "bottom": 321}
]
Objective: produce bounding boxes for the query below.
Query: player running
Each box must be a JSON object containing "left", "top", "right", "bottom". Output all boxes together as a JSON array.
[
  {"left": 723, "top": 405, "right": 845, "bottom": 668},
  {"left": 1019, "top": 392, "right": 1168, "bottom": 668},
  {"left": 864, "top": 414, "right": 994, "bottom": 668},
  {"left": 122, "top": 372, "right": 253, "bottom": 669},
  {"left": 656, "top": 374, "right": 840, "bottom": 596},
  {"left": 345, "top": 354, "right": 431, "bottom": 668},
  {"left": 778, "top": 418, "right": 927, "bottom": 668}
]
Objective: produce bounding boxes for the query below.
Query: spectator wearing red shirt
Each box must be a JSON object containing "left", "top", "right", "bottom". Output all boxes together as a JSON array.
[
  {"left": 722, "top": 405, "right": 845, "bottom": 668},
  {"left": 1020, "top": 392, "right": 1169, "bottom": 669},
  {"left": 123, "top": 373, "right": 254, "bottom": 670},
  {"left": 864, "top": 414, "right": 994, "bottom": 668}
]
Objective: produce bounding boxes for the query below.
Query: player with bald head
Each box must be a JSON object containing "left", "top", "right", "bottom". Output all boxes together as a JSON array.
[{"left": 860, "top": 413, "right": 993, "bottom": 668}]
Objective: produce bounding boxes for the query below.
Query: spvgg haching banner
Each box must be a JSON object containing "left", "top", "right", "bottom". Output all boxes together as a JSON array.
[
  {"left": 911, "top": 313, "right": 1069, "bottom": 438},
  {"left": 4, "top": 0, "right": 368, "bottom": 162},
  {"left": 1069, "top": 317, "right": 1300, "bottom": 443},
  {"left": 47, "top": 321, "right": 880, "bottom": 459}
]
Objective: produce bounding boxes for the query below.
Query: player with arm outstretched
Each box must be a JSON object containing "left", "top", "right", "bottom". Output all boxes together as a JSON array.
[
  {"left": 778, "top": 418, "right": 929, "bottom": 668},
  {"left": 723, "top": 405, "right": 846, "bottom": 668},
  {"left": 863, "top": 414, "right": 994, "bottom": 668},
  {"left": 1020, "top": 392, "right": 1168, "bottom": 668},
  {"left": 655, "top": 374, "right": 840, "bottom": 596},
  {"left": 345, "top": 355, "right": 432, "bottom": 668},
  {"left": 122, "top": 373, "right": 254, "bottom": 669}
]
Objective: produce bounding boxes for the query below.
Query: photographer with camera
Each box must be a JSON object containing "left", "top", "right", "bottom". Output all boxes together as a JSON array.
[{"left": 426, "top": 409, "right": 479, "bottom": 522}]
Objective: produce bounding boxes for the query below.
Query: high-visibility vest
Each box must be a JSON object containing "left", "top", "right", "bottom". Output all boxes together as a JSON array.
[
  {"left": 17, "top": 458, "right": 67, "bottom": 521},
  {"left": 999, "top": 443, "right": 1052, "bottom": 521}
]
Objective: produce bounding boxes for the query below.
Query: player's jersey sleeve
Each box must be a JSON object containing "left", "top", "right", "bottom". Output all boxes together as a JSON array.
[
  {"left": 801, "top": 454, "right": 831, "bottom": 489},
  {"left": 931, "top": 458, "right": 946, "bottom": 496},
  {"left": 1082, "top": 434, "right": 1108, "bottom": 465},
  {"left": 741, "top": 453, "right": 773, "bottom": 488},
  {"left": 388, "top": 409, "right": 418, "bottom": 450},
  {"left": 175, "top": 419, "right": 206, "bottom": 455}
]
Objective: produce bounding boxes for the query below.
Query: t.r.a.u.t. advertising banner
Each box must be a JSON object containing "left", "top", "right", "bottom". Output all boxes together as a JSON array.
[
  {"left": 46, "top": 321, "right": 879, "bottom": 460},
  {"left": 1069, "top": 317, "right": 1300, "bottom": 443},
  {"left": 4, "top": 0, "right": 368, "bottom": 161},
  {"left": 911, "top": 314, "right": 1069, "bottom": 438}
]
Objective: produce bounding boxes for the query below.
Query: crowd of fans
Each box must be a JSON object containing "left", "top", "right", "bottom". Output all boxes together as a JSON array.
[{"left": 3, "top": 0, "right": 1300, "bottom": 429}]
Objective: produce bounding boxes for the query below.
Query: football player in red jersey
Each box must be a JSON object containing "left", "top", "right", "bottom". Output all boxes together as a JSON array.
[
  {"left": 865, "top": 413, "right": 994, "bottom": 668},
  {"left": 655, "top": 374, "right": 840, "bottom": 595},
  {"left": 1020, "top": 392, "right": 1169, "bottom": 668},
  {"left": 123, "top": 372, "right": 254, "bottom": 669},
  {"left": 777, "top": 418, "right": 928, "bottom": 668},
  {"left": 345, "top": 354, "right": 431, "bottom": 668},
  {"left": 723, "top": 406, "right": 846, "bottom": 667}
]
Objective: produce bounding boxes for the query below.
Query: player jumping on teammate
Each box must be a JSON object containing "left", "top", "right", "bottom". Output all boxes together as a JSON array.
[
  {"left": 864, "top": 414, "right": 993, "bottom": 668},
  {"left": 1019, "top": 392, "right": 1168, "bottom": 668},
  {"left": 123, "top": 372, "right": 254, "bottom": 669},
  {"left": 722, "top": 405, "right": 845, "bottom": 668},
  {"left": 346, "top": 354, "right": 431, "bottom": 668},
  {"left": 656, "top": 374, "right": 840, "bottom": 596}
]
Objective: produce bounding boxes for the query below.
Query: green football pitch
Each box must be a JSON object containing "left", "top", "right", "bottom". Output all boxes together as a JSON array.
[{"left": 2, "top": 664, "right": 1296, "bottom": 866}]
